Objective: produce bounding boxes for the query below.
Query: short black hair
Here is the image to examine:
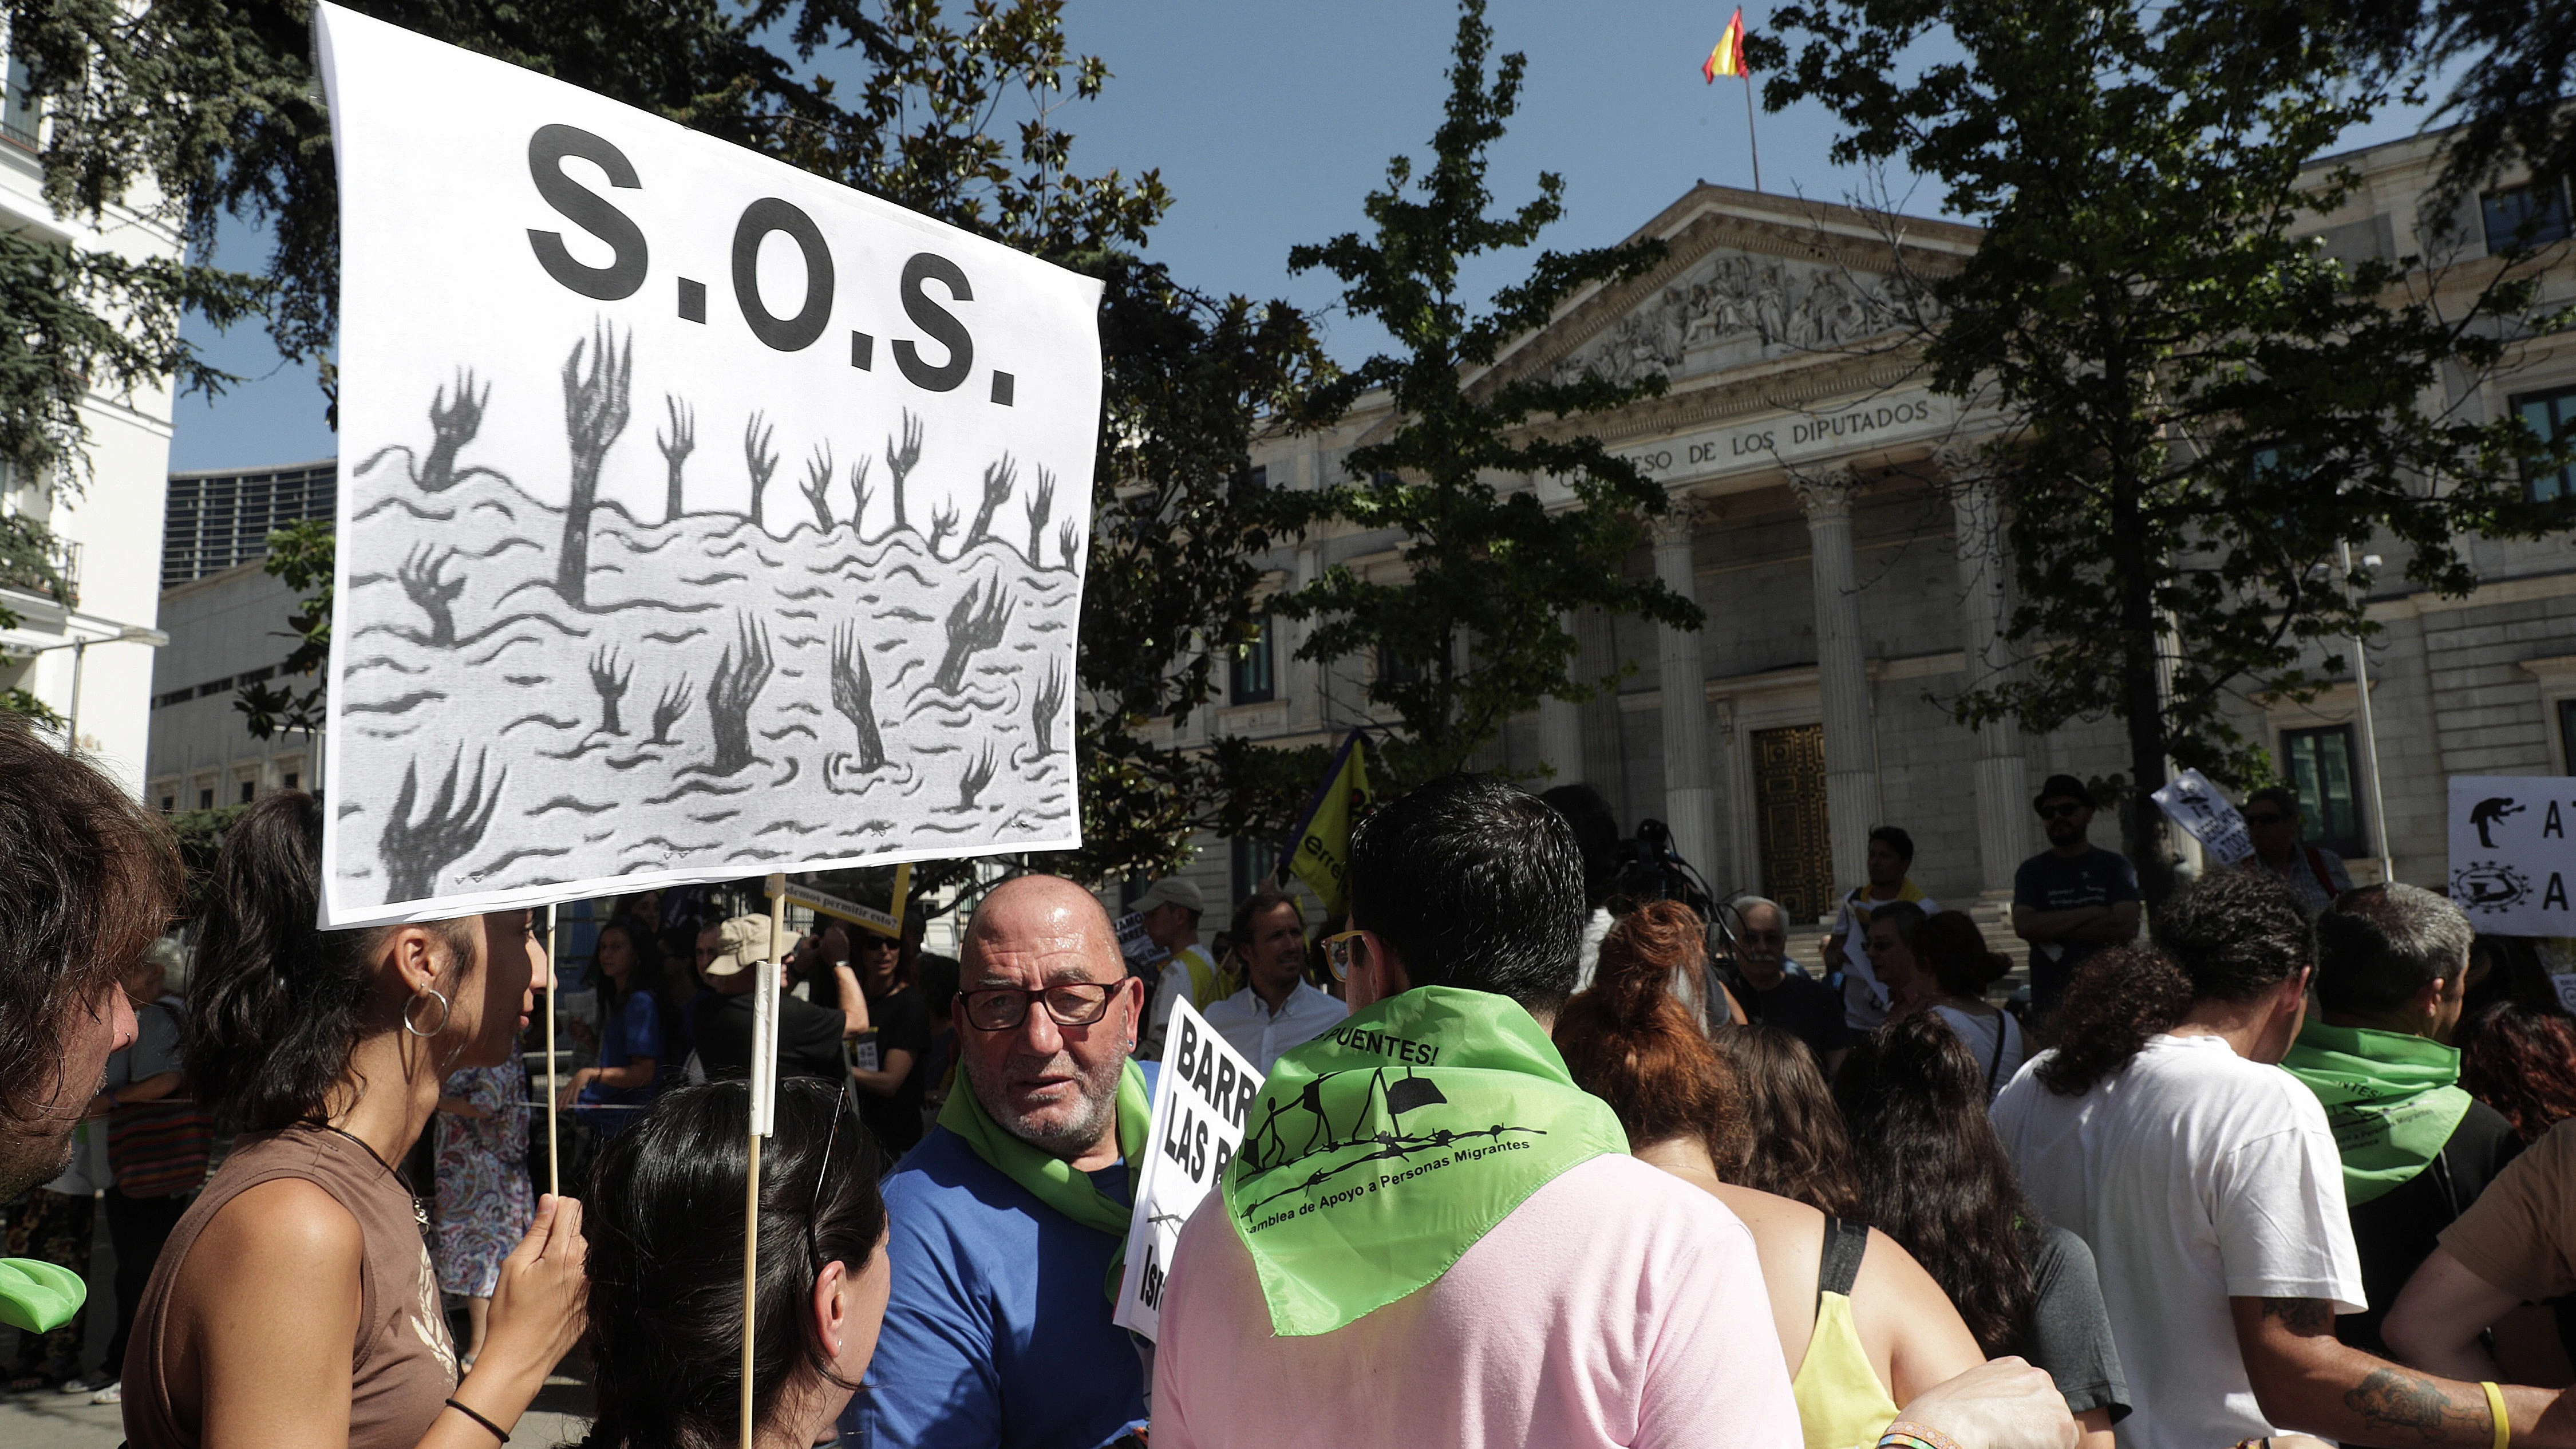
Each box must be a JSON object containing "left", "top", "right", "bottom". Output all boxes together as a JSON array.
[
  {"left": 2316, "top": 884, "right": 2471, "bottom": 1018},
  {"left": 1867, "top": 825, "right": 1916, "bottom": 862},
  {"left": 2245, "top": 785, "right": 2301, "bottom": 815},
  {"left": 1538, "top": 783, "right": 1621, "bottom": 907},
  {"left": 2152, "top": 868, "right": 2312, "bottom": 1002},
  {"left": 1350, "top": 775, "right": 1586, "bottom": 1013}
]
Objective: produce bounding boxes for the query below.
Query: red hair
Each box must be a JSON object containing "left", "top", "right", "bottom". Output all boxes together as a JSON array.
[
  {"left": 1552, "top": 901, "right": 1746, "bottom": 1163},
  {"left": 2459, "top": 1002, "right": 2576, "bottom": 1143}
]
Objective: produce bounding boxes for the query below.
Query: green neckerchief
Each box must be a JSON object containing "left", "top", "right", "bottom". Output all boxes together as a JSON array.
[
  {"left": 2280, "top": 1020, "right": 2474, "bottom": 1205},
  {"left": 0, "top": 1258, "right": 82, "bottom": 1333},
  {"left": 936, "top": 1055, "right": 1152, "bottom": 1298},
  {"left": 1223, "top": 985, "right": 1630, "bottom": 1337}
]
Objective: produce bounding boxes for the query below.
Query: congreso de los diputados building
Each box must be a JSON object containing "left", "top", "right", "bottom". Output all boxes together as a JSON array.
[{"left": 1151, "top": 125, "right": 2576, "bottom": 939}]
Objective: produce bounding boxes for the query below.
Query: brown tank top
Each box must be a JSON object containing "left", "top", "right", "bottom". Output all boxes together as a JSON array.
[{"left": 122, "top": 1123, "right": 460, "bottom": 1449}]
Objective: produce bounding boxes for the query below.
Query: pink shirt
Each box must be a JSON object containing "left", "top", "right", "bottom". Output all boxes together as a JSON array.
[{"left": 1152, "top": 1154, "right": 1800, "bottom": 1449}]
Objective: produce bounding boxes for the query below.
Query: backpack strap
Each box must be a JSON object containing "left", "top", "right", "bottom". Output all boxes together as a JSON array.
[
  {"left": 2304, "top": 846, "right": 2338, "bottom": 895},
  {"left": 1817, "top": 1215, "right": 1870, "bottom": 1297},
  {"left": 1986, "top": 1011, "right": 2012, "bottom": 1091}
]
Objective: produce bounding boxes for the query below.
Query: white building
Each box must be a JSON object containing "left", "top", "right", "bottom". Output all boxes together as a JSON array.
[
  {"left": 1161, "top": 129, "right": 2576, "bottom": 929},
  {"left": 145, "top": 458, "right": 338, "bottom": 813},
  {"left": 0, "top": 50, "right": 180, "bottom": 794}
]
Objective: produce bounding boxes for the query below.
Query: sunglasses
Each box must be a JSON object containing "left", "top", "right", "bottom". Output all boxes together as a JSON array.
[
  {"left": 1321, "top": 929, "right": 1368, "bottom": 982},
  {"left": 2037, "top": 802, "right": 2087, "bottom": 820},
  {"left": 2243, "top": 812, "right": 2290, "bottom": 827}
]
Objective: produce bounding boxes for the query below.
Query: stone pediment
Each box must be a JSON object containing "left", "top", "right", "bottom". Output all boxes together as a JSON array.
[{"left": 1480, "top": 185, "right": 1980, "bottom": 395}]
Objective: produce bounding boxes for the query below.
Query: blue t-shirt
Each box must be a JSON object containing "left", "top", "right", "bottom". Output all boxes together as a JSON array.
[
  {"left": 2013, "top": 847, "right": 2143, "bottom": 990},
  {"left": 579, "top": 990, "right": 663, "bottom": 1136},
  {"left": 846, "top": 1062, "right": 1156, "bottom": 1449}
]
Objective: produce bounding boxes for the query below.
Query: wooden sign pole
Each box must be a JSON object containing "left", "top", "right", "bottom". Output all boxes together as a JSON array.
[
  {"left": 743, "top": 874, "right": 789, "bottom": 1445},
  {"left": 544, "top": 902, "right": 560, "bottom": 1199}
]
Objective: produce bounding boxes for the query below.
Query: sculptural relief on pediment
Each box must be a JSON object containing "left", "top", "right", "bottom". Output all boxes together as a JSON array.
[{"left": 1550, "top": 253, "right": 1910, "bottom": 386}]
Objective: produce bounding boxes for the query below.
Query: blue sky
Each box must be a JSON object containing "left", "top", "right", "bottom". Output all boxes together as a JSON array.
[{"left": 164, "top": 0, "right": 2449, "bottom": 471}]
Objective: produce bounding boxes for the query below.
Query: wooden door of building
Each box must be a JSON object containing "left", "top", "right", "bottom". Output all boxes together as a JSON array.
[{"left": 1752, "top": 723, "right": 1834, "bottom": 923}]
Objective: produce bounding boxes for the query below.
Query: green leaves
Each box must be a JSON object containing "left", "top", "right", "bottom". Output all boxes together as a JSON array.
[
  {"left": 1768, "top": 0, "right": 2571, "bottom": 887},
  {"left": 231, "top": 518, "right": 333, "bottom": 740},
  {"left": 1274, "top": 0, "right": 1700, "bottom": 781}
]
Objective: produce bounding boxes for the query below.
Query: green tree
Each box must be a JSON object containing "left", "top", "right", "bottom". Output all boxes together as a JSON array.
[
  {"left": 232, "top": 518, "right": 334, "bottom": 739},
  {"left": 1275, "top": 0, "right": 1701, "bottom": 787},
  {"left": 30, "top": 0, "right": 1307, "bottom": 890},
  {"left": 1762, "top": 0, "right": 2570, "bottom": 891}
]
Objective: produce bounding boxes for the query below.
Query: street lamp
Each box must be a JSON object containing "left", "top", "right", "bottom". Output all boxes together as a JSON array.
[{"left": 13, "top": 623, "right": 170, "bottom": 752}]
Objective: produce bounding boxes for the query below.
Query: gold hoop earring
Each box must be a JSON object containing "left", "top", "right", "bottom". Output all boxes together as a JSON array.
[{"left": 401, "top": 988, "right": 452, "bottom": 1038}]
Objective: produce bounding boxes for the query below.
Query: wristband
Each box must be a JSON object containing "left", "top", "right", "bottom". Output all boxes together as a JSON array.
[
  {"left": 2483, "top": 1381, "right": 2510, "bottom": 1449},
  {"left": 445, "top": 1396, "right": 510, "bottom": 1444},
  {"left": 1880, "top": 1422, "right": 1963, "bottom": 1449}
]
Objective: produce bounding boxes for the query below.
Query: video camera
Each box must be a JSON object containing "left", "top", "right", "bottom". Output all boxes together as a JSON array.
[{"left": 1611, "top": 818, "right": 1714, "bottom": 917}]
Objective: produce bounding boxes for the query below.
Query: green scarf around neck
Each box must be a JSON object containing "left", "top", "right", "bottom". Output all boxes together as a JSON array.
[
  {"left": 0, "top": 1258, "right": 82, "bottom": 1333},
  {"left": 936, "top": 1055, "right": 1152, "bottom": 1297},
  {"left": 1223, "top": 985, "right": 1630, "bottom": 1337},
  {"left": 2280, "top": 1020, "right": 2474, "bottom": 1205}
]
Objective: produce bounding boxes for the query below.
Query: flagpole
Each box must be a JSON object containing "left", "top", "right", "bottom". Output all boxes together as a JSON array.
[
  {"left": 1742, "top": 72, "right": 1763, "bottom": 192},
  {"left": 544, "top": 902, "right": 559, "bottom": 1199}
]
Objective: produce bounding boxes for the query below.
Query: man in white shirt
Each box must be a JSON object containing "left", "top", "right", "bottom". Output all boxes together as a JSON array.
[
  {"left": 1996, "top": 870, "right": 2568, "bottom": 1449},
  {"left": 1136, "top": 877, "right": 1232, "bottom": 1060},
  {"left": 1200, "top": 889, "right": 1343, "bottom": 1073}
]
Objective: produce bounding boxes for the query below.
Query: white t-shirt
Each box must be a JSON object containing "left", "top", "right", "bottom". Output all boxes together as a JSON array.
[
  {"left": 1153, "top": 1154, "right": 1799, "bottom": 1449},
  {"left": 1930, "top": 1004, "right": 2025, "bottom": 1101},
  {"left": 1992, "top": 1034, "right": 2364, "bottom": 1449}
]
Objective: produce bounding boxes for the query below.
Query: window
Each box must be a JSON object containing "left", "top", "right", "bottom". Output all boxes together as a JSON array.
[
  {"left": 197, "top": 788, "right": 213, "bottom": 811},
  {"left": 1230, "top": 615, "right": 1275, "bottom": 704},
  {"left": 158, "top": 796, "right": 174, "bottom": 814},
  {"left": 238, "top": 780, "right": 255, "bottom": 805},
  {"left": 1231, "top": 837, "right": 1283, "bottom": 906},
  {"left": 1, "top": 58, "right": 37, "bottom": 151},
  {"left": 2483, "top": 181, "right": 2573, "bottom": 251},
  {"left": 283, "top": 771, "right": 299, "bottom": 791},
  {"left": 1243, "top": 464, "right": 1268, "bottom": 492},
  {"left": 2561, "top": 698, "right": 2576, "bottom": 776},
  {"left": 2514, "top": 385, "right": 2576, "bottom": 502},
  {"left": 1376, "top": 643, "right": 1425, "bottom": 687},
  {"left": 2282, "top": 725, "right": 2370, "bottom": 859}
]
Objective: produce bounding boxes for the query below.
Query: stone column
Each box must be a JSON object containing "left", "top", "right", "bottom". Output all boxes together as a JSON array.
[
  {"left": 1538, "top": 610, "right": 1587, "bottom": 784},
  {"left": 1945, "top": 449, "right": 2031, "bottom": 893},
  {"left": 1651, "top": 507, "right": 1721, "bottom": 880},
  {"left": 1793, "top": 464, "right": 1880, "bottom": 896}
]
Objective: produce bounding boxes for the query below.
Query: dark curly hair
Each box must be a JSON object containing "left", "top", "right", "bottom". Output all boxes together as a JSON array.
[
  {"left": 1836, "top": 1014, "right": 2038, "bottom": 1357},
  {"left": 0, "top": 717, "right": 180, "bottom": 1128},
  {"left": 2458, "top": 1001, "right": 2576, "bottom": 1143},
  {"left": 1555, "top": 901, "right": 1749, "bottom": 1166},
  {"left": 1714, "top": 1023, "right": 1861, "bottom": 1216},
  {"left": 185, "top": 793, "right": 476, "bottom": 1132},
  {"left": 2039, "top": 870, "right": 2310, "bottom": 1097},
  {"left": 582, "top": 1079, "right": 886, "bottom": 1449}
]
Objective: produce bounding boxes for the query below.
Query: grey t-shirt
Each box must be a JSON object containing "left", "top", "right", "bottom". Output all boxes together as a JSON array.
[
  {"left": 103, "top": 994, "right": 185, "bottom": 1091},
  {"left": 2026, "top": 1221, "right": 2131, "bottom": 1422}
]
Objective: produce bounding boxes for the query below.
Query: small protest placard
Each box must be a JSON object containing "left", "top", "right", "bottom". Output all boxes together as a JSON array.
[
  {"left": 1114, "top": 910, "right": 1169, "bottom": 977},
  {"left": 2151, "top": 768, "right": 2254, "bottom": 866},
  {"left": 1113, "top": 997, "right": 1260, "bottom": 1341},
  {"left": 2448, "top": 777, "right": 2576, "bottom": 934}
]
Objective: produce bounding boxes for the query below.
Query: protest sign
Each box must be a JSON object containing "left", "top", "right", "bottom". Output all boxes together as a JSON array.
[
  {"left": 313, "top": 5, "right": 1100, "bottom": 927},
  {"left": 1113, "top": 997, "right": 1261, "bottom": 1340},
  {"left": 2448, "top": 776, "right": 2576, "bottom": 935},
  {"left": 1283, "top": 729, "right": 1373, "bottom": 914},
  {"left": 2151, "top": 768, "right": 2254, "bottom": 866},
  {"left": 1115, "top": 910, "right": 1170, "bottom": 976}
]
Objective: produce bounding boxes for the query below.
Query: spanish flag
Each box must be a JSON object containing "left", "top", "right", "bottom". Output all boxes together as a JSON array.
[{"left": 1703, "top": 8, "right": 1748, "bottom": 81}]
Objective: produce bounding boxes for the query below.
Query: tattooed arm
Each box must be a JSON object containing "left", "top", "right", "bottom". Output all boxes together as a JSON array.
[{"left": 2230, "top": 1296, "right": 2574, "bottom": 1446}]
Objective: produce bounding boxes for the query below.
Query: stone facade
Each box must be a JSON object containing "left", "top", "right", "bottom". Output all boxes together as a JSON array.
[{"left": 1166, "top": 129, "right": 2576, "bottom": 929}]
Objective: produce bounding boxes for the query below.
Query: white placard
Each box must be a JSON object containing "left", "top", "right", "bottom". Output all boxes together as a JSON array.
[
  {"left": 1113, "top": 997, "right": 1261, "bottom": 1340},
  {"left": 2151, "top": 768, "right": 2255, "bottom": 866},
  {"left": 313, "top": 4, "right": 1100, "bottom": 926},
  {"left": 2448, "top": 777, "right": 2576, "bottom": 934}
]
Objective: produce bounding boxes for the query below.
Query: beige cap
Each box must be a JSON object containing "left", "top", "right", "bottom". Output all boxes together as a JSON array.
[
  {"left": 1134, "top": 877, "right": 1204, "bottom": 915},
  {"left": 700, "top": 914, "right": 776, "bottom": 978}
]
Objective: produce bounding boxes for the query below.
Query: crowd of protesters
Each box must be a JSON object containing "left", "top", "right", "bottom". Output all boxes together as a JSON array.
[{"left": 12, "top": 708, "right": 2576, "bottom": 1448}]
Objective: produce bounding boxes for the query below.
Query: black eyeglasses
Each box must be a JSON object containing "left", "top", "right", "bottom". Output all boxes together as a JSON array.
[
  {"left": 2038, "top": 802, "right": 2087, "bottom": 820},
  {"left": 2243, "top": 812, "right": 2290, "bottom": 827},
  {"left": 959, "top": 982, "right": 1116, "bottom": 1032},
  {"left": 807, "top": 1076, "right": 855, "bottom": 1272}
]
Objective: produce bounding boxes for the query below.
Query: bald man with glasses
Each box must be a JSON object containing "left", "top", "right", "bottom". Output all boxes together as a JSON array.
[{"left": 846, "top": 874, "right": 1160, "bottom": 1449}]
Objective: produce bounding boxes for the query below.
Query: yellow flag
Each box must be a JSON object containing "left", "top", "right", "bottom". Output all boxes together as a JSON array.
[{"left": 1285, "top": 731, "right": 1373, "bottom": 915}]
